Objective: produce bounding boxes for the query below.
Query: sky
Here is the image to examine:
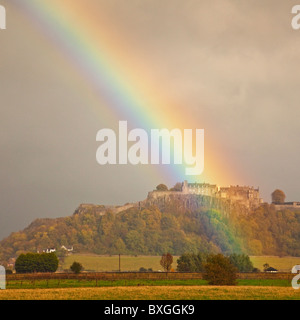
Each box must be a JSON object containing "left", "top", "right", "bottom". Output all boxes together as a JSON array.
[{"left": 0, "top": 0, "right": 300, "bottom": 240}]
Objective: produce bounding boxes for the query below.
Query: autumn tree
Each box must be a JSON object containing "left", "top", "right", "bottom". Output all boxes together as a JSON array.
[
  {"left": 203, "top": 254, "right": 238, "bottom": 285},
  {"left": 160, "top": 253, "right": 173, "bottom": 272},
  {"left": 172, "top": 182, "right": 182, "bottom": 191},
  {"left": 156, "top": 184, "right": 168, "bottom": 191},
  {"left": 271, "top": 189, "right": 286, "bottom": 204}
]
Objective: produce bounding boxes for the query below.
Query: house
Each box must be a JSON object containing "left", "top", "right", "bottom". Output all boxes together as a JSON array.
[
  {"left": 43, "top": 248, "right": 56, "bottom": 253},
  {"left": 61, "top": 245, "right": 74, "bottom": 252},
  {"left": 7, "top": 258, "right": 15, "bottom": 268},
  {"left": 265, "top": 267, "right": 278, "bottom": 273}
]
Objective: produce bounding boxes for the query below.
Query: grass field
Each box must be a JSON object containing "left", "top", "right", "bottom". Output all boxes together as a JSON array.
[
  {"left": 1, "top": 286, "right": 300, "bottom": 300},
  {"left": 5, "top": 278, "right": 292, "bottom": 290},
  {"left": 250, "top": 256, "right": 300, "bottom": 272},
  {"left": 62, "top": 254, "right": 300, "bottom": 272},
  {"left": 63, "top": 254, "right": 180, "bottom": 272}
]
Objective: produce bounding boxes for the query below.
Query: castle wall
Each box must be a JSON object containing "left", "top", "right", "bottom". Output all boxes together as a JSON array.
[
  {"left": 274, "top": 202, "right": 300, "bottom": 211},
  {"left": 74, "top": 181, "right": 263, "bottom": 217}
]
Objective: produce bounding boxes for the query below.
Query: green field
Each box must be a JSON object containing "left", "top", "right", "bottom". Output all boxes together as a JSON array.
[
  {"left": 62, "top": 254, "right": 300, "bottom": 272},
  {"left": 5, "top": 278, "right": 292, "bottom": 290}
]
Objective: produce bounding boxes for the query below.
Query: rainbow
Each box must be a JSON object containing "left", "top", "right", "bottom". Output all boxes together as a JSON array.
[{"left": 12, "top": 0, "right": 241, "bottom": 187}]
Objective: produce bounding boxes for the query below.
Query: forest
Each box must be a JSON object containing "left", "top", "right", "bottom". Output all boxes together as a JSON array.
[{"left": 1, "top": 197, "right": 300, "bottom": 264}]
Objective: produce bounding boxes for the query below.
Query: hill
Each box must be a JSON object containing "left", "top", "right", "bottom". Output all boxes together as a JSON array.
[{"left": 1, "top": 190, "right": 300, "bottom": 264}]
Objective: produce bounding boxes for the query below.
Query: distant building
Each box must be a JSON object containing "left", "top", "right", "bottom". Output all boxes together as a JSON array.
[
  {"left": 7, "top": 258, "right": 15, "bottom": 268},
  {"left": 61, "top": 245, "right": 74, "bottom": 252},
  {"left": 43, "top": 248, "right": 56, "bottom": 253},
  {"left": 273, "top": 202, "right": 300, "bottom": 211},
  {"left": 265, "top": 267, "right": 278, "bottom": 273}
]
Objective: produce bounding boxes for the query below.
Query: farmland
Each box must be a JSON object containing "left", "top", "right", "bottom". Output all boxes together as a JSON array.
[
  {"left": 1, "top": 254, "right": 299, "bottom": 300},
  {"left": 1, "top": 285, "right": 300, "bottom": 300},
  {"left": 250, "top": 256, "right": 300, "bottom": 272},
  {"left": 62, "top": 254, "right": 180, "bottom": 272},
  {"left": 62, "top": 254, "right": 300, "bottom": 272}
]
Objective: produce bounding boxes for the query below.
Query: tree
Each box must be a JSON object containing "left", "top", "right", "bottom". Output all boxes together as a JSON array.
[
  {"left": 203, "top": 254, "right": 238, "bottom": 285},
  {"left": 177, "top": 253, "right": 197, "bottom": 272},
  {"left": 271, "top": 189, "right": 286, "bottom": 204},
  {"left": 160, "top": 253, "right": 173, "bottom": 272},
  {"left": 172, "top": 182, "right": 182, "bottom": 191},
  {"left": 177, "top": 252, "right": 207, "bottom": 272},
  {"left": 263, "top": 263, "right": 270, "bottom": 271},
  {"left": 15, "top": 253, "right": 58, "bottom": 273},
  {"left": 70, "top": 261, "right": 83, "bottom": 274},
  {"left": 125, "top": 230, "right": 145, "bottom": 253},
  {"left": 229, "top": 254, "right": 254, "bottom": 272},
  {"left": 156, "top": 184, "right": 168, "bottom": 191}
]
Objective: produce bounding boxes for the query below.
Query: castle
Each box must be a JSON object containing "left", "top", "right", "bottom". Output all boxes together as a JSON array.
[
  {"left": 74, "top": 181, "right": 264, "bottom": 216},
  {"left": 148, "top": 181, "right": 263, "bottom": 210}
]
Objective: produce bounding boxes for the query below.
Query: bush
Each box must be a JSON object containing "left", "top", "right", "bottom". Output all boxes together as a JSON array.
[
  {"left": 203, "top": 254, "right": 238, "bottom": 286},
  {"left": 70, "top": 261, "right": 83, "bottom": 274},
  {"left": 15, "top": 253, "right": 58, "bottom": 273},
  {"left": 139, "top": 267, "right": 147, "bottom": 272}
]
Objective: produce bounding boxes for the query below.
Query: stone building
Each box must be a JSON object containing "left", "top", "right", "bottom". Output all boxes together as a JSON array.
[{"left": 178, "top": 180, "right": 262, "bottom": 209}]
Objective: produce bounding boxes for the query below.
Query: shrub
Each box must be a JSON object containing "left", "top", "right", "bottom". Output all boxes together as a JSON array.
[
  {"left": 139, "top": 267, "right": 147, "bottom": 272},
  {"left": 70, "top": 261, "right": 83, "bottom": 274}
]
